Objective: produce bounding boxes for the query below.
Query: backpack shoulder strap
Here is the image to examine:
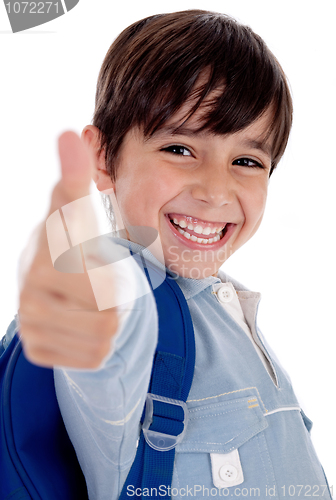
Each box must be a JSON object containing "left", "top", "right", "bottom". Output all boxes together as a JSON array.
[
  {"left": 0, "top": 333, "right": 88, "bottom": 500},
  {"left": 120, "top": 253, "right": 196, "bottom": 499}
]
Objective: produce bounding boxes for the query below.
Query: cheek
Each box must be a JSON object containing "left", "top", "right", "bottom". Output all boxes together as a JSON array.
[
  {"left": 142, "top": 173, "right": 180, "bottom": 215},
  {"left": 235, "top": 179, "right": 267, "bottom": 233},
  {"left": 114, "top": 163, "right": 180, "bottom": 226},
  {"left": 243, "top": 184, "right": 268, "bottom": 229}
]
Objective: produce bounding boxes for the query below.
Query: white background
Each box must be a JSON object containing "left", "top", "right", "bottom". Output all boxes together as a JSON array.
[{"left": 0, "top": 0, "right": 335, "bottom": 490}]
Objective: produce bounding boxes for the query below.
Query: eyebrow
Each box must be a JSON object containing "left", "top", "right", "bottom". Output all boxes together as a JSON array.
[
  {"left": 148, "top": 125, "right": 272, "bottom": 157},
  {"left": 239, "top": 139, "right": 272, "bottom": 157}
]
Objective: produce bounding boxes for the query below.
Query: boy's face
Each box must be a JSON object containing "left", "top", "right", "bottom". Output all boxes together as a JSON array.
[{"left": 90, "top": 104, "right": 273, "bottom": 279}]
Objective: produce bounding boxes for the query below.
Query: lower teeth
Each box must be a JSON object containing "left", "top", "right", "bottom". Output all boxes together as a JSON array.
[{"left": 171, "top": 221, "right": 222, "bottom": 244}]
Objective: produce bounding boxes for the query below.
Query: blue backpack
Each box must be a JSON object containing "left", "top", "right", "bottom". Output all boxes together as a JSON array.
[{"left": 0, "top": 258, "right": 195, "bottom": 500}]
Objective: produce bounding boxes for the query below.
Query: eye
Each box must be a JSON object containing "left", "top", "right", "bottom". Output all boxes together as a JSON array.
[
  {"left": 233, "top": 157, "right": 265, "bottom": 169},
  {"left": 161, "top": 145, "right": 192, "bottom": 156}
]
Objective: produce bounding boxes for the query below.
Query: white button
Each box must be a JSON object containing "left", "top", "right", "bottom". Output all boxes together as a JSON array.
[
  {"left": 217, "top": 285, "right": 234, "bottom": 303},
  {"left": 211, "top": 450, "right": 244, "bottom": 488},
  {"left": 219, "top": 464, "right": 238, "bottom": 482}
]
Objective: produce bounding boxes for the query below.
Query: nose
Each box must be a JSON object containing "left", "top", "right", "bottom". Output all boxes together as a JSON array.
[{"left": 190, "top": 162, "right": 236, "bottom": 208}]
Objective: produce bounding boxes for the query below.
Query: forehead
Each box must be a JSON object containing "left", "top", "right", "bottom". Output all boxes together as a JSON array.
[{"left": 163, "top": 80, "right": 224, "bottom": 130}]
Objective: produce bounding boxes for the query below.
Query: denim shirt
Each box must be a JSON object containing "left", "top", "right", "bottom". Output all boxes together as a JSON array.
[{"left": 4, "top": 237, "right": 332, "bottom": 500}]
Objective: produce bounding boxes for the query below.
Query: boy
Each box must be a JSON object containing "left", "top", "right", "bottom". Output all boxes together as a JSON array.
[{"left": 6, "top": 9, "right": 332, "bottom": 500}]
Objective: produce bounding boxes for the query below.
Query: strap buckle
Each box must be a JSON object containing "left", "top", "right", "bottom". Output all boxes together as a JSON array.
[{"left": 142, "top": 393, "right": 188, "bottom": 451}]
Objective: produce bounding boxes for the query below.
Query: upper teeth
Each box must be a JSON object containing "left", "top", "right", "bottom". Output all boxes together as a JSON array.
[{"left": 173, "top": 218, "right": 224, "bottom": 235}]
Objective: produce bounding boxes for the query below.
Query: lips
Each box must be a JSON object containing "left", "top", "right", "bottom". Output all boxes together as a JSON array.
[{"left": 165, "top": 213, "right": 236, "bottom": 248}]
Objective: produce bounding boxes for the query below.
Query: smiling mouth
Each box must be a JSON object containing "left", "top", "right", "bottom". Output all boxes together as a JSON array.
[{"left": 168, "top": 213, "right": 230, "bottom": 245}]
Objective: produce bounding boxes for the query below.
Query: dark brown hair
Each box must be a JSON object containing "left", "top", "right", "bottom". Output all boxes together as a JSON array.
[{"left": 93, "top": 10, "right": 293, "bottom": 178}]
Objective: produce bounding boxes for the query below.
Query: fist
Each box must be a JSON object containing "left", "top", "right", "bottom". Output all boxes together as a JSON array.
[{"left": 18, "top": 132, "right": 119, "bottom": 369}]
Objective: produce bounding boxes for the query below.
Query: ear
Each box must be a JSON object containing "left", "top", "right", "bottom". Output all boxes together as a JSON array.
[{"left": 81, "top": 125, "right": 114, "bottom": 192}]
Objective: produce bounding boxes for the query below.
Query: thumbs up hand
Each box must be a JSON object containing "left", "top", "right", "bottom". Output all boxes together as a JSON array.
[{"left": 18, "top": 131, "right": 119, "bottom": 369}]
